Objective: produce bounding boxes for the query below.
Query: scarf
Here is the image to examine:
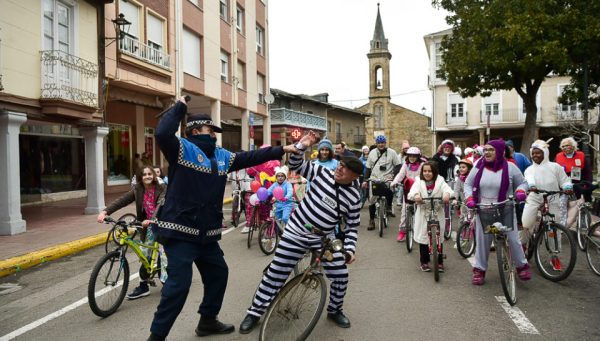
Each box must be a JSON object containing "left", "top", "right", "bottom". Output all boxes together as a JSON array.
[
  {"left": 472, "top": 139, "right": 509, "bottom": 203},
  {"left": 188, "top": 134, "right": 217, "bottom": 158},
  {"left": 407, "top": 159, "right": 422, "bottom": 172}
]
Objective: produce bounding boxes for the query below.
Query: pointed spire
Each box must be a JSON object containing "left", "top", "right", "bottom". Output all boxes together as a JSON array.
[{"left": 371, "top": 3, "right": 388, "bottom": 50}]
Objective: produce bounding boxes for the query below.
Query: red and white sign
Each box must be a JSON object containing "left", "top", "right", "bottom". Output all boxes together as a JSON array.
[{"left": 290, "top": 128, "right": 303, "bottom": 140}]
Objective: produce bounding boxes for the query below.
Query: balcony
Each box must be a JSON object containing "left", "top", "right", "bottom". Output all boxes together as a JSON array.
[
  {"left": 40, "top": 50, "right": 98, "bottom": 108},
  {"left": 446, "top": 112, "right": 467, "bottom": 126},
  {"left": 354, "top": 134, "right": 366, "bottom": 145},
  {"left": 119, "top": 34, "right": 171, "bottom": 70},
  {"left": 557, "top": 105, "right": 583, "bottom": 121},
  {"left": 254, "top": 108, "right": 327, "bottom": 131}
]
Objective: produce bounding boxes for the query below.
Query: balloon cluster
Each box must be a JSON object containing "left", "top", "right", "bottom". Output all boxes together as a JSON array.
[{"left": 249, "top": 180, "right": 271, "bottom": 205}]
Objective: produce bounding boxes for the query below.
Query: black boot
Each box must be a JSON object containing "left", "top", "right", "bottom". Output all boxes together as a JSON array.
[
  {"left": 195, "top": 316, "right": 234, "bottom": 337},
  {"left": 327, "top": 310, "right": 351, "bottom": 328},
  {"left": 239, "top": 314, "right": 260, "bottom": 334}
]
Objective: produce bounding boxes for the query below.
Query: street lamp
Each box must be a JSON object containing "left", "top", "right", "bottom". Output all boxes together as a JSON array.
[{"left": 105, "top": 13, "right": 131, "bottom": 46}]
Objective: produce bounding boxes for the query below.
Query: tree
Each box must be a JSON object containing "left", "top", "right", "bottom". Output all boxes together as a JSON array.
[{"left": 432, "top": 0, "right": 572, "bottom": 153}]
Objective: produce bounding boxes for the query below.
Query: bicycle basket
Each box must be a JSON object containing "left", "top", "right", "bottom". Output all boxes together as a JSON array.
[
  {"left": 370, "top": 181, "right": 389, "bottom": 197},
  {"left": 478, "top": 202, "right": 514, "bottom": 233}
]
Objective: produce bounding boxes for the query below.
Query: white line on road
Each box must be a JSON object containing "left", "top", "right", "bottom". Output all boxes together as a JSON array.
[
  {"left": 0, "top": 273, "right": 139, "bottom": 341},
  {"left": 495, "top": 296, "right": 540, "bottom": 335}
]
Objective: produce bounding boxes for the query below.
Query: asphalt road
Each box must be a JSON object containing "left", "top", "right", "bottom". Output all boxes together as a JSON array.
[{"left": 1, "top": 204, "right": 599, "bottom": 341}]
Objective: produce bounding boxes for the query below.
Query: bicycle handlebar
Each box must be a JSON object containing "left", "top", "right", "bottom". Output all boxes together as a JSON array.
[
  {"left": 475, "top": 196, "right": 514, "bottom": 208},
  {"left": 103, "top": 216, "right": 143, "bottom": 228}
]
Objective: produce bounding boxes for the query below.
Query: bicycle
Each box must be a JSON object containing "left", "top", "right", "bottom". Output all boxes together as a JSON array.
[
  {"left": 420, "top": 196, "right": 445, "bottom": 282},
  {"left": 369, "top": 179, "right": 391, "bottom": 238},
  {"left": 404, "top": 199, "right": 415, "bottom": 253},
  {"left": 229, "top": 178, "right": 252, "bottom": 227},
  {"left": 258, "top": 200, "right": 298, "bottom": 255},
  {"left": 477, "top": 198, "right": 518, "bottom": 306},
  {"left": 443, "top": 172, "right": 456, "bottom": 241},
  {"left": 524, "top": 190, "right": 576, "bottom": 282},
  {"left": 259, "top": 224, "right": 350, "bottom": 341},
  {"left": 104, "top": 212, "right": 137, "bottom": 253},
  {"left": 571, "top": 196, "right": 592, "bottom": 251},
  {"left": 456, "top": 203, "right": 476, "bottom": 258},
  {"left": 584, "top": 221, "right": 600, "bottom": 276},
  {"left": 88, "top": 216, "right": 162, "bottom": 317}
]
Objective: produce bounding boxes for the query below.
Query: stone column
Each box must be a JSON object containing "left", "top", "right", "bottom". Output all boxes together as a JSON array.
[
  {"left": 241, "top": 109, "right": 249, "bottom": 151},
  {"left": 263, "top": 115, "right": 272, "bottom": 145},
  {"left": 478, "top": 129, "right": 486, "bottom": 146},
  {"left": 81, "top": 126, "right": 109, "bottom": 215},
  {"left": 211, "top": 100, "right": 222, "bottom": 146},
  {"left": 0, "top": 112, "right": 27, "bottom": 235}
]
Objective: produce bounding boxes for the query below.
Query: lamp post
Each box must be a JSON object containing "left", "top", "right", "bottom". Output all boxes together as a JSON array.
[{"left": 105, "top": 13, "right": 131, "bottom": 46}]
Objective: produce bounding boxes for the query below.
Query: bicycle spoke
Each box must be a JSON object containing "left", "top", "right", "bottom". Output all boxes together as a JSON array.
[
  {"left": 534, "top": 223, "right": 576, "bottom": 281},
  {"left": 586, "top": 225, "right": 600, "bottom": 276}
]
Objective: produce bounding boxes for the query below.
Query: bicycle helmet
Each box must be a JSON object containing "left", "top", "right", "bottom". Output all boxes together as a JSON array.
[
  {"left": 375, "top": 135, "right": 387, "bottom": 144},
  {"left": 406, "top": 147, "right": 421, "bottom": 155}
]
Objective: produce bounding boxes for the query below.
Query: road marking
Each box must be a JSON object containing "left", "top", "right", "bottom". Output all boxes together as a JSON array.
[
  {"left": 0, "top": 273, "right": 139, "bottom": 341},
  {"left": 495, "top": 296, "right": 540, "bottom": 335},
  {"left": 0, "top": 283, "right": 22, "bottom": 296}
]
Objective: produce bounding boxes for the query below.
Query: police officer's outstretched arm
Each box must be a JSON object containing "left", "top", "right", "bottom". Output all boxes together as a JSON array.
[
  {"left": 155, "top": 96, "right": 188, "bottom": 165},
  {"left": 229, "top": 141, "right": 300, "bottom": 173}
]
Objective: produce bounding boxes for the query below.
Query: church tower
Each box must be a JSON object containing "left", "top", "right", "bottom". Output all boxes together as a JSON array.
[{"left": 366, "top": 3, "right": 392, "bottom": 144}]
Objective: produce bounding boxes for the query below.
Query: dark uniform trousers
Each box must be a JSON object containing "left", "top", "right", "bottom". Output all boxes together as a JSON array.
[{"left": 150, "top": 239, "right": 228, "bottom": 337}]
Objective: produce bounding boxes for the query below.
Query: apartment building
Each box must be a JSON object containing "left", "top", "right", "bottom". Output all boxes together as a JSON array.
[
  {"left": 0, "top": 0, "right": 110, "bottom": 235},
  {"left": 424, "top": 28, "right": 600, "bottom": 155}
]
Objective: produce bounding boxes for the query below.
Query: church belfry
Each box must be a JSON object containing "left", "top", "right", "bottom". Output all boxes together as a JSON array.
[{"left": 368, "top": 3, "right": 392, "bottom": 101}]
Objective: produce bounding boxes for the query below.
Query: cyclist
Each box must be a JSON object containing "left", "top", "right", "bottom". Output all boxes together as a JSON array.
[
  {"left": 228, "top": 168, "right": 252, "bottom": 231},
  {"left": 239, "top": 131, "right": 362, "bottom": 333},
  {"left": 521, "top": 140, "right": 572, "bottom": 262},
  {"left": 267, "top": 166, "right": 294, "bottom": 225},
  {"left": 96, "top": 166, "right": 167, "bottom": 299},
  {"left": 464, "top": 139, "right": 531, "bottom": 285},
  {"left": 505, "top": 140, "right": 531, "bottom": 174},
  {"left": 314, "top": 138, "right": 339, "bottom": 170},
  {"left": 363, "top": 134, "right": 400, "bottom": 229},
  {"left": 555, "top": 137, "right": 594, "bottom": 202},
  {"left": 391, "top": 146, "right": 425, "bottom": 241},
  {"left": 359, "top": 145, "right": 370, "bottom": 205},
  {"left": 431, "top": 139, "right": 460, "bottom": 237},
  {"left": 453, "top": 158, "right": 473, "bottom": 216},
  {"left": 407, "top": 161, "right": 453, "bottom": 272}
]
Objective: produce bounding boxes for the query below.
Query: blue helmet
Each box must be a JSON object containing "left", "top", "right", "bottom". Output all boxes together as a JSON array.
[{"left": 375, "top": 135, "right": 387, "bottom": 144}]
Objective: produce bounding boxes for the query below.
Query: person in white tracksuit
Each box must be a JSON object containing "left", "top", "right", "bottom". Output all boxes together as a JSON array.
[{"left": 521, "top": 140, "right": 573, "bottom": 247}]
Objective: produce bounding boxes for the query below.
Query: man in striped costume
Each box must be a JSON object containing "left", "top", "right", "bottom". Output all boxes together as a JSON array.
[{"left": 239, "top": 131, "right": 362, "bottom": 333}]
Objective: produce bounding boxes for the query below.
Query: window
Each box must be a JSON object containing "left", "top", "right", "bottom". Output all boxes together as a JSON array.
[
  {"left": 327, "top": 120, "right": 332, "bottom": 132},
  {"left": 43, "top": 0, "right": 73, "bottom": 52},
  {"left": 558, "top": 84, "right": 580, "bottom": 115},
  {"left": 147, "top": 13, "right": 164, "bottom": 51},
  {"left": 451, "top": 103, "right": 464, "bottom": 118},
  {"left": 236, "top": 61, "right": 245, "bottom": 89},
  {"left": 257, "top": 73, "right": 265, "bottom": 103},
  {"left": 485, "top": 103, "right": 499, "bottom": 116},
  {"left": 119, "top": 0, "right": 140, "bottom": 39},
  {"left": 236, "top": 6, "right": 244, "bottom": 33},
  {"left": 220, "top": 0, "right": 228, "bottom": 20},
  {"left": 374, "top": 104, "right": 384, "bottom": 129},
  {"left": 448, "top": 93, "right": 466, "bottom": 122},
  {"left": 435, "top": 42, "right": 443, "bottom": 71},
  {"left": 256, "top": 25, "right": 264, "bottom": 55},
  {"left": 375, "top": 66, "right": 383, "bottom": 90},
  {"left": 482, "top": 91, "right": 501, "bottom": 121},
  {"left": 106, "top": 124, "right": 133, "bottom": 185},
  {"left": 220, "top": 51, "right": 229, "bottom": 82},
  {"left": 182, "top": 28, "right": 201, "bottom": 77},
  {"left": 335, "top": 122, "right": 342, "bottom": 142}
]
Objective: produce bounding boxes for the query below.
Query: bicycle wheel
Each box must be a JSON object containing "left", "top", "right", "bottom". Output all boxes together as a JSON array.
[
  {"left": 247, "top": 207, "right": 256, "bottom": 249},
  {"left": 585, "top": 223, "right": 600, "bottom": 276},
  {"left": 259, "top": 273, "right": 327, "bottom": 341},
  {"left": 534, "top": 222, "right": 576, "bottom": 282},
  {"left": 378, "top": 199, "right": 385, "bottom": 238},
  {"left": 577, "top": 207, "right": 591, "bottom": 251},
  {"left": 88, "top": 250, "right": 130, "bottom": 317},
  {"left": 231, "top": 193, "right": 241, "bottom": 227},
  {"left": 496, "top": 237, "right": 517, "bottom": 306},
  {"left": 457, "top": 222, "right": 476, "bottom": 258},
  {"left": 431, "top": 224, "right": 439, "bottom": 282},
  {"left": 258, "top": 221, "right": 279, "bottom": 255},
  {"left": 444, "top": 205, "right": 452, "bottom": 241},
  {"left": 405, "top": 210, "right": 414, "bottom": 253}
]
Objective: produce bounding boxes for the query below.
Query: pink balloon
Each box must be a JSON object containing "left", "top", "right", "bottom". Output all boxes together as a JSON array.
[
  {"left": 273, "top": 187, "right": 285, "bottom": 201},
  {"left": 257, "top": 187, "right": 269, "bottom": 202}
]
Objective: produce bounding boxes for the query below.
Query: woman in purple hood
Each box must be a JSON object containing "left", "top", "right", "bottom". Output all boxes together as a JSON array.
[{"left": 464, "top": 139, "right": 531, "bottom": 285}]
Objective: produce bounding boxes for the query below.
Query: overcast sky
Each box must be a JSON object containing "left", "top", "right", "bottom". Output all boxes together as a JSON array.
[{"left": 268, "top": 0, "right": 450, "bottom": 115}]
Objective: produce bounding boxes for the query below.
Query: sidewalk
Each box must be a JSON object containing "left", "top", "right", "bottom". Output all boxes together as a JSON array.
[{"left": 0, "top": 186, "right": 233, "bottom": 278}]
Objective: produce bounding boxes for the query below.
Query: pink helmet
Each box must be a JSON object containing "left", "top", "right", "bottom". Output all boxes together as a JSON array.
[{"left": 406, "top": 147, "right": 421, "bottom": 155}]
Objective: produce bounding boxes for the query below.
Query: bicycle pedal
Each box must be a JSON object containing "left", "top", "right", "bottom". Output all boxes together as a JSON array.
[{"left": 147, "top": 279, "right": 157, "bottom": 287}]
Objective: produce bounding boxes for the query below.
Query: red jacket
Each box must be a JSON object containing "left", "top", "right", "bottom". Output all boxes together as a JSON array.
[{"left": 555, "top": 151, "right": 585, "bottom": 176}]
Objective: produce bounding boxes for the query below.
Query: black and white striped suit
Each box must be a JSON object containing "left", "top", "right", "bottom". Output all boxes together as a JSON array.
[{"left": 246, "top": 145, "right": 361, "bottom": 316}]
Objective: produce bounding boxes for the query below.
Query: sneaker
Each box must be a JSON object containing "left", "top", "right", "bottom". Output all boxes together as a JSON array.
[
  {"left": 551, "top": 256, "right": 562, "bottom": 271},
  {"left": 472, "top": 267, "right": 485, "bottom": 285},
  {"left": 517, "top": 263, "right": 532, "bottom": 281},
  {"left": 367, "top": 219, "right": 375, "bottom": 230},
  {"left": 397, "top": 231, "right": 406, "bottom": 242},
  {"left": 420, "top": 263, "right": 431, "bottom": 272},
  {"left": 126, "top": 285, "right": 150, "bottom": 300},
  {"left": 240, "top": 226, "right": 250, "bottom": 234},
  {"left": 438, "top": 264, "right": 445, "bottom": 273}
]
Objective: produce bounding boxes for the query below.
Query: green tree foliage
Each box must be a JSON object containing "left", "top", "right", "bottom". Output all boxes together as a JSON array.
[{"left": 432, "top": 0, "right": 572, "bottom": 152}]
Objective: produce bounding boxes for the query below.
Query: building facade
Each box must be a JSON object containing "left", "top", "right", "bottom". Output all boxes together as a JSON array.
[
  {"left": 360, "top": 4, "right": 432, "bottom": 156},
  {"left": 424, "top": 29, "right": 600, "bottom": 156}
]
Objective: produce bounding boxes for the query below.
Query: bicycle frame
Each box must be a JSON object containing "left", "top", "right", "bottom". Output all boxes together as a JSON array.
[
  {"left": 114, "top": 226, "right": 160, "bottom": 278},
  {"left": 423, "top": 198, "right": 443, "bottom": 255}
]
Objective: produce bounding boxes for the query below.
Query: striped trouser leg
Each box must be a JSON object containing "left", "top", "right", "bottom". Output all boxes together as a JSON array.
[
  {"left": 322, "top": 253, "right": 349, "bottom": 313},
  {"left": 247, "top": 227, "right": 309, "bottom": 317}
]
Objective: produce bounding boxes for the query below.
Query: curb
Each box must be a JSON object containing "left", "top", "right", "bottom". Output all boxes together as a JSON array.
[{"left": 0, "top": 197, "right": 234, "bottom": 278}]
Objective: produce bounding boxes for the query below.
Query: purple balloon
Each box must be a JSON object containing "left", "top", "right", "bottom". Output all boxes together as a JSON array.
[{"left": 257, "top": 187, "right": 269, "bottom": 201}]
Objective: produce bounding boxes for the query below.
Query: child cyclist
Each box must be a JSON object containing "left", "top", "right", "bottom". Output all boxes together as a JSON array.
[
  {"left": 391, "top": 147, "right": 425, "bottom": 242},
  {"left": 453, "top": 159, "right": 474, "bottom": 214},
  {"left": 407, "top": 161, "right": 453, "bottom": 272},
  {"left": 267, "top": 166, "right": 294, "bottom": 225}
]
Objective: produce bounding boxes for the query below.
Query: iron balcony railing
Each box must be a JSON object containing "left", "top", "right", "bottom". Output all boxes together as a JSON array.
[
  {"left": 40, "top": 50, "right": 98, "bottom": 107},
  {"left": 254, "top": 108, "right": 327, "bottom": 131},
  {"left": 119, "top": 34, "right": 171, "bottom": 70},
  {"left": 354, "top": 135, "right": 366, "bottom": 145}
]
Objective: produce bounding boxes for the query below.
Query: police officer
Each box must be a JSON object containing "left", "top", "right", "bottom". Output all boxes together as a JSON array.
[{"left": 148, "top": 96, "right": 298, "bottom": 341}]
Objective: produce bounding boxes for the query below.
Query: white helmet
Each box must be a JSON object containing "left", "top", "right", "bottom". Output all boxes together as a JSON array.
[{"left": 406, "top": 147, "right": 421, "bottom": 155}]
